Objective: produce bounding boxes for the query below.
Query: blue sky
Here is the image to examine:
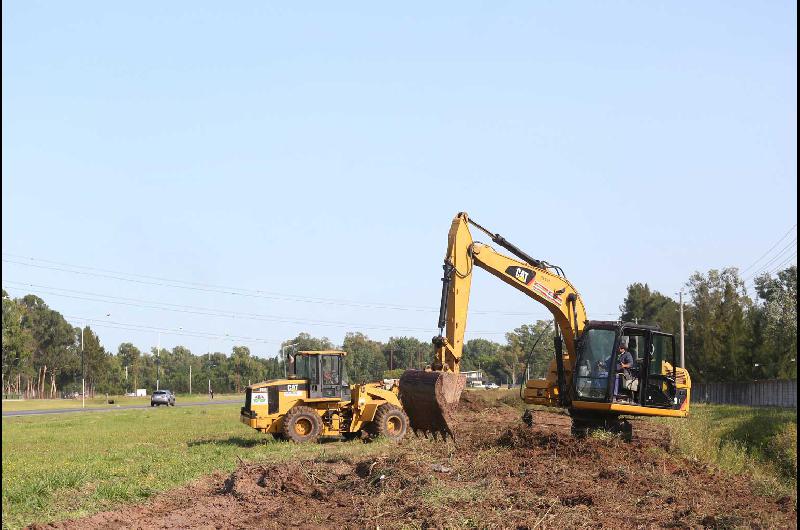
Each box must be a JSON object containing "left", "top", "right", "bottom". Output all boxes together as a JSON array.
[{"left": 2, "top": 2, "right": 796, "bottom": 358}]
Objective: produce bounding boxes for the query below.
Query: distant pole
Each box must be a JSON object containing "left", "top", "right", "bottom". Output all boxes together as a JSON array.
[
  {"left": 156, "top": 332, "right": 161, "bottom": 391},
  {"left": 81, "top": 325, "right": 85, "bottom": 409},
  {"left": 679, "top": 290, "right": 685, "bottom": 369},
  {"left": 390, "top": 347, "right": 394, "bottom": 371},
  {"left": 189, "top": 365, "right": 192, "bottom": 394}
]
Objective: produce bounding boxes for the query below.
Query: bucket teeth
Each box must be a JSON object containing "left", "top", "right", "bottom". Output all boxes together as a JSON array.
[{"left": 399, "top": 369, "right": 466, "bottom": 441}]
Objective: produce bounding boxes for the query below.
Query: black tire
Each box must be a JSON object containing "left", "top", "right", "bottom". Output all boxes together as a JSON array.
[
  {"left": 151, "top": 403, "right": 155, "bottom": 407},
  {"left": 282, "top": 406, "right": 323, "bottom": 443},
  {"left": 369, "top": 404, "right": 409, "bottom": 441}
]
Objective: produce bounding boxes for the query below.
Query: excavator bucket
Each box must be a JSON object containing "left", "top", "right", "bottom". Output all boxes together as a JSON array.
[{"left": 399, "top": 369, "right": 466, "bottom": 440}]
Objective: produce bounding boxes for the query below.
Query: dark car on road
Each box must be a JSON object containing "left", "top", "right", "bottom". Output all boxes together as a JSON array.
[{"left": 151, "top": 390, "right": 176, "bottom": 407}]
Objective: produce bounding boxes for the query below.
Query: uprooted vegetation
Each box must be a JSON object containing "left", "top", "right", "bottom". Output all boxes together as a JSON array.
[{"left": 33, "top": 391, "right": 796, "bottom": 529}]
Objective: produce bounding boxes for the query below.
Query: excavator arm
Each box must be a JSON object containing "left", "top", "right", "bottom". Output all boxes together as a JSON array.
[
  {"left": 400, "top": 212, "right": 588, "bottom": 438},
  {"left": 431, "top": 212, "right": 587, "bottom": 372}
]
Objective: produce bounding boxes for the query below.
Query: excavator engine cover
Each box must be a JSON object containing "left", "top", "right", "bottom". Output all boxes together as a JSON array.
[{"left": 399, "top": 369, "right": 466, "bottom": 439}]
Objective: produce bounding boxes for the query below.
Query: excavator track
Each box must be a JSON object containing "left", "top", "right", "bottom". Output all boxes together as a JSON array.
[{"left": 399, "top": 369, "right": 466, "bottom": 440}]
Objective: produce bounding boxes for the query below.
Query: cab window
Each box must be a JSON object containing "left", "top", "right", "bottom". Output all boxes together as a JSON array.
[
  {"left": 295, "top": 355, "right": 309, "bottom": 379},
  {"left": 321, "top": 355, "right": 340, "bottom": 385},
  {"left": 650, "top": 334, "right": 676, "bottom": 378},
  {"left": 574, "top": 328, "right": 616, "bottom": 399},
  {"left": 643, "top": 334, "right": 677, "bottom": 407}
]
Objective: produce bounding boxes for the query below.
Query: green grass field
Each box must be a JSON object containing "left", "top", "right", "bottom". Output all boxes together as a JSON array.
[
  {"left": 2, "top": 395, "right": 796, "bottom": 530},
  {"left": 1, "top": 393, "right": 241, "bottom": 412},
  {"left": 1, "top": 404, "right": 391, "bottom": 530},
  {"left": 664, "top": 404, "right": 797, "bottom": 498}
]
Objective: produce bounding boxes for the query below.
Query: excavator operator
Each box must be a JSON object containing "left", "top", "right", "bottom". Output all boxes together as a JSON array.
[
  {"left": 612, "top": 343, "right": 637, "bottom": 400},
  {"left": 616, "top": 343, "right": 634, "bottom": 371}
]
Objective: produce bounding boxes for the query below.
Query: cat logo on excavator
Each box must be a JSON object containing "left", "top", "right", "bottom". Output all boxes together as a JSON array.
[{"left": 506, "top": 265, "right": 536, "bottom": 286}]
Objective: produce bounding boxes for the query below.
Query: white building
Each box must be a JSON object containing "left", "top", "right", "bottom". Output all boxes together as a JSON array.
[{"left": 461, "top": 370, "right": 485, "bottom": 387}]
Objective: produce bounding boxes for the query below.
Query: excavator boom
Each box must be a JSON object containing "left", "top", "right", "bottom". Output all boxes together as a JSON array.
[
  {"left": 399, "top": 212, "right": 587, "bottom": 438},
  {"left": 400, "top": 212, "right": 691, "bottom": 440}
]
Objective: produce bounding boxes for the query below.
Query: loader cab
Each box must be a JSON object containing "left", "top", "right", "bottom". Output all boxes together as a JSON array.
[
  {"left": 573, "top": 321, "right": 686, "bottom": 411},
  {"left": 289, "top": 350, "right": 351, "bottom": 401}
]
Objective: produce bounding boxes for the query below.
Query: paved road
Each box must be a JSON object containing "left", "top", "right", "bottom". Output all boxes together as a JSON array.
[{"left": 2, "top": 399, "right": 241, "bottom": 417}]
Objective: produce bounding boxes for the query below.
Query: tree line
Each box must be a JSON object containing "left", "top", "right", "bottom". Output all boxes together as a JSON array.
[
  {"left": 2, "top": 265, "right": 795, "bottom": 398},
  {"left": 620, "top": 266, "right": 796, "bottom": 383}
]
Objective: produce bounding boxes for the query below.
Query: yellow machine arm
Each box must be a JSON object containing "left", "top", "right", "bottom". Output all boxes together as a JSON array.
[
  {"left": 400, "top": 212, "right": 691, "bottom": 440},
  {"left": 431, "top": 212, "right": 587, "bottom": 374},
  {"left": 400, "top": 212, "right": 588, "bottom": 438}
]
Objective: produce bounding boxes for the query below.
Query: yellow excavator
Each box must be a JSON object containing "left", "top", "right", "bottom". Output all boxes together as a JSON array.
[{"left": 399, "top": 212, "right": 691, "bottom": 440}]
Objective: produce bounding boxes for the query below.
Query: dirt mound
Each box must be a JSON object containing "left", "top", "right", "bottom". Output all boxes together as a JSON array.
[
  {"left": 35, "top": 396, "right": 797, "bottom": 529},
  {"left": 458, "top": 390, "right": 490, "bottom": 411}
]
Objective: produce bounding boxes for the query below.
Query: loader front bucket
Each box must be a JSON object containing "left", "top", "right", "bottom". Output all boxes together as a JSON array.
[{"left": 399, "top": 369, "right": 466, "bottom": 440}]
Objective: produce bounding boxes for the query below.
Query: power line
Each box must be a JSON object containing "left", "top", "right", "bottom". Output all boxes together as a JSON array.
[
  {"left": 61, "top": 315, "right": 280, "bottom": 346},
  {"left": 2, "top": 255, "right": 621, "bottom": 318},
  {"left": 742, "top": 238, "right": 797, "bottom": 283},
  {"left": 2, "top": 253, "right": 538, "bottom": 316},
  {"left": 3, "top": 281, "right": 515, "bottom": 335},
  {"left": 740, "top": 224, "right": 797, "bottom": 274},
  {"left": 766, "top": 252, "right": 797, "bottom": 276}
]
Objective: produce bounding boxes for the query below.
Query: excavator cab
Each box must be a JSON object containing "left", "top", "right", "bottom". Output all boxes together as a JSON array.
[{"left": 572, "top": 321, "right": 690, "bottom": 414}]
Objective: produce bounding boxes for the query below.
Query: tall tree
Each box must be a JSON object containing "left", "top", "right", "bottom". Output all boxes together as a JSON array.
[
  {"left": 684, "top": 268, "right": 751, "bottom": 382},
  {"left": 2, "top": 291, "right": 34, "bottom": 395},
  {"left": 341, "top": 332, "right": 386, "bottom": 384},
  {"left": 752, "top": 265, "right": 797, "bottom": 379},
  {"left": 504, "top": 321, "right": 555, "bottom": 380},
  {"left": 81, "top": 326, "right": 112, "bottom": 395},
  {"left": 382, "top": 336, "right": 429, "bottom": 371},
  {"left": 18, "top": 295, "right": 77, "bottom": 397},
  {"left": 462, "top": 338, "right": 502, "bottom": 378},
  {"left": 116, "top": 343, "right": 142, "bottom": 391},
  {"left": 619, "top": 283, "right": 680, "bottom": 333}
]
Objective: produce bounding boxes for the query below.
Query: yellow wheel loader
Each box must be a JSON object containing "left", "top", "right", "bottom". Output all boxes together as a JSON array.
[
  {"left": 241, "top": 350, "right": 409, "bottom": 443},
  {"left": 400, "top": 212, "right": 692, "bottom": 440}
]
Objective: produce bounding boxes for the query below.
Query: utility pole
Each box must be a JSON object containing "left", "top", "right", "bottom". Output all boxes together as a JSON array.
[
  {"left": 679, "top": 290, "right": 685, "bottom": 369},
  {"left": 389, "top": 347, "right": 394, "bottom": 371},
  {"left": 156, "top": 332, "right": 161, "bottom": 391},
  {"left": 189, "top": 365, "right": 192, "bottom": 394},
  {"left": 81, "top": 325, "right": 85, "bottom": 409}
]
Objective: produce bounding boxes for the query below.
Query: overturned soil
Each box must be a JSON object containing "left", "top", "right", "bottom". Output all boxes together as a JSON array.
[{"left": 31, "top": 393, "right": 796, "bottom": 529}]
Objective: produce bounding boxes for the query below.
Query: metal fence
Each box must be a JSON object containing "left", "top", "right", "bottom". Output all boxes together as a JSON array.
[{"left": 693, "top": 379, "right": 797, "bottom": 408}]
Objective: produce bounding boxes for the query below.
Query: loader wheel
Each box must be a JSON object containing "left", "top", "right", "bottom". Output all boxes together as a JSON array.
[
  {"left": 282, "top": 406, "right": 323, "bottom": 443},
  {"left": 370, "top": 404, "right": 409, "bottom": 441}
]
